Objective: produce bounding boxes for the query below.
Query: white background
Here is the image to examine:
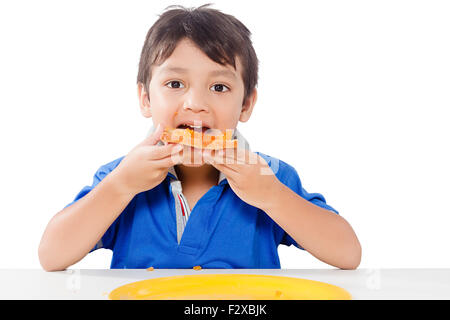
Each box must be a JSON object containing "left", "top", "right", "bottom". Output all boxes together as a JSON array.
[{"left": 0, "top": 0, "right": 449, "bottom": 269}]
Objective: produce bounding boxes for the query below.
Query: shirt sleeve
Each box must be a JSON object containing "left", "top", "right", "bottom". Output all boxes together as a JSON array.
[
  {"left": 277, "top": 160, "right": 340, "bottom": 250},
  {"left": 63, "top": 159, "right": 123, "bottom": 252}
]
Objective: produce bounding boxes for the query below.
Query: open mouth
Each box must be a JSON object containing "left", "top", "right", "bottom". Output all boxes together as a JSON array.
[
  {"left": 177, "top": 123, "right": 211, "bottom": 134},
  {"left": 162, "top": 124, "right": 238, "bottom": 150}
]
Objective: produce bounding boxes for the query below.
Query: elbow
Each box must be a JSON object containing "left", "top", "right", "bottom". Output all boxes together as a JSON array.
[
  {"left": 339, "top": 240, "right": 362, "bottom": 270},
  {"left": 38, "top": 217, "right": 70, "bottom": 272},
  {"left": 40, "top": 262, "right": 66, "bottom": 273},
  {"left": 339, "top": 260, "right": 360, "bottom": 271},
  {"left": 38, "top": 242, "right": 66, "bottom": 272},
  {"left": 336, "top": 217, "right": 362, "bottom": 270}
]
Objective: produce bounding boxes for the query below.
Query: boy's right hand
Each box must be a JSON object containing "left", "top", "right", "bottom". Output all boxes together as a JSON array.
[{"left": 111, "top": 124, "right": 183, "bottom": 196}]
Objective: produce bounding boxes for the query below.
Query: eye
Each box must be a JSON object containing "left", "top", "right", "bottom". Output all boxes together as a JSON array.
[
  {"left": 166, "top": 80, "right": 185, "bottom": 89},
  {"left": 210, "top": 84, "right": 230, "bottom": 93}
]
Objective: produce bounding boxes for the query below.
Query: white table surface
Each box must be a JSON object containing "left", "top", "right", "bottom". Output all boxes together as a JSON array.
[{"left": 1, "top": 268, "right": 449, "bottom": 300}]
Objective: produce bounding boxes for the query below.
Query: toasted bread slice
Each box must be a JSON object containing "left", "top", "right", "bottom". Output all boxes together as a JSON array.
[{"left": 160, "top": 127, "right": 238, "bottom": 150}]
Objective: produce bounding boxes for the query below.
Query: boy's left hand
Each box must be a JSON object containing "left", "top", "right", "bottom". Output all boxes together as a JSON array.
[{"left": 203, "top": 148, "right": 282, "bottom": 210}]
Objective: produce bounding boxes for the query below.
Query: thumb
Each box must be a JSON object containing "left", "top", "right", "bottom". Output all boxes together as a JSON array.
[{"left": 142, "top": 123, "right": 164, "bottom": 146}]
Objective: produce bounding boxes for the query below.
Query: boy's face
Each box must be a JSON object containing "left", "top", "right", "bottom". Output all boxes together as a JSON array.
[{"left": 138, "top": 38, "right": 257, "bottom": 166}]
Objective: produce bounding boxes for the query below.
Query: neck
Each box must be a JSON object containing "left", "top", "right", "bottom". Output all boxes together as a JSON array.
[{"left": 175, "top": 164, "right": 220, "bottom": 185}]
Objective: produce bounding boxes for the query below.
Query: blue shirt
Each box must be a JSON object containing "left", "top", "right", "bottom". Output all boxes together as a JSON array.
[{"left": 64, "top": 150, "right": 339, "bottom": 269}]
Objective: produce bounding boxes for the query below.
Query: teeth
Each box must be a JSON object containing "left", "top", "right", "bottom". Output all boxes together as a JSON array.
[{"left": 182, "top": 124, "right": 206, "bottom": 129}]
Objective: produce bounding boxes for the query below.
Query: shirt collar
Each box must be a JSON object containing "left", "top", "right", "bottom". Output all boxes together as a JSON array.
[{"left": 147, "top": 124, "right": 251, "bottom": 184}]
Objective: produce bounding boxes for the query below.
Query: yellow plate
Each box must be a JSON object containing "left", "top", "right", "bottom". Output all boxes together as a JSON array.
[{"left": 108, "top": 274, "right": 351, "bottom": 300}]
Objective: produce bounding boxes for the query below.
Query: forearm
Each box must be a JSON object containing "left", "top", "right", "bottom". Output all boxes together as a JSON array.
[
  {"left": 262, "top": 182, "right": 361, "bottom": 270},
  {"left": 38, "top": 171, "right": 136, "bottom": 271}
]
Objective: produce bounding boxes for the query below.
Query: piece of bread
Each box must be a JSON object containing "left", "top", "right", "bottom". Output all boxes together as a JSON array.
[{"left": 160, "top": 127, "right": 238, "bottom": 150}]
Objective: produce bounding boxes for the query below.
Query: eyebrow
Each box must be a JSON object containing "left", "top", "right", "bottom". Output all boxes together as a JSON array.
[
  {"left": 208, "top": 69, "right": 236, "bottom": 79},
  {"left": 160, "top": 66, "right": 236, "bottom": 79}
]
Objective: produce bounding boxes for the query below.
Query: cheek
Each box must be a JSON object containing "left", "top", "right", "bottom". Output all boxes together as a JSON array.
[
  {"left": 210, "top": 95, "right": 244, "bottom": 130},
  {"left": 149, "top": 87, "right": 179, "bottom": 124},
  {"left": 214, "top": 109, "right": 241, "bottom": 131}
]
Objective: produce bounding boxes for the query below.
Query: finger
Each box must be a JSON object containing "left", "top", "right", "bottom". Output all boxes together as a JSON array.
[
  {"left": 147, "top": 143, "right": 183, "bottom": 160},
  {"left": 141, "top": 123, "right": 164, "bottom": 146},
  {"left": 206, "top": 160, "right": 239, "bottom": 181},
  {"left": 152, "top": 151, "right": 184, "bottom": 168},
  {"left": 224, "top": 149, "right": 261, "bottom": 169},
  {"left": 214, "top": 148, "right": 253, "bottom": 162},
  {"left": 203, "top": 152, "right": 241, "bottom": 173},
  {"left": 204, "top": 149, "right": 247, "bottom": 167},
  {"left": 230, "top": 148, "right": 258, "bottom": 164}
]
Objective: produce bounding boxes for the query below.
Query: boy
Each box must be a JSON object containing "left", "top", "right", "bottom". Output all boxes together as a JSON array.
[{"left": 38, "top": 5, "right": 361, "bottom": 271}]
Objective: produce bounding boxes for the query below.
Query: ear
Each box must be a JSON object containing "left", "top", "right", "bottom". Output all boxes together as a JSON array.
[
  {"left": 138, "top": 82, "right": 152, "bottom": 118},
  {"left": 239, "top": 88, "right": 257, "bottom": 123}
]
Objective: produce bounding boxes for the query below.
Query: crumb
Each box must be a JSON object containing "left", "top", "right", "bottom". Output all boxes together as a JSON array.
[
  {"left": 146, "top": 267, "right": 154, "bottom": 271},
  {"left": 193, "top": 265, "right": 202, "bottom": 270},
  {"left": 275, "top": 290, "right": 282, "bottom": 298}
]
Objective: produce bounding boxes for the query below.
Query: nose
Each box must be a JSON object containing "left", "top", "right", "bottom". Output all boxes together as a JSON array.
[{"left": 182, "top": 89, "right": 209, "bottom": 113}]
